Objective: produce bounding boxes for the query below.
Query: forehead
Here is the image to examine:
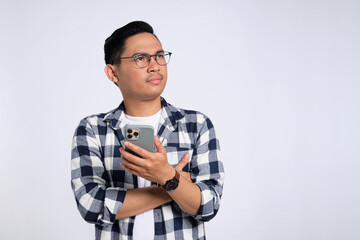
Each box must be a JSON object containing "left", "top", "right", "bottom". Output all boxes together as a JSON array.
[{"left": 123, "top": 32, "right": 162, "bottom": 55}]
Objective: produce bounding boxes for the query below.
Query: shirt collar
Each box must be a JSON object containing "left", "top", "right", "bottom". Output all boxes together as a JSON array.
[
  {"left": 103, "top": 97, "right": 185, "bottom": 131},
  {"left": 103, "top": 100, "right": 126, "bottom": 130}
]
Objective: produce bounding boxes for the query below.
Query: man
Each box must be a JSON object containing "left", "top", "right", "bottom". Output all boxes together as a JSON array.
[{"left": 71, "top": 21, "right": 224, "bottom": 240}]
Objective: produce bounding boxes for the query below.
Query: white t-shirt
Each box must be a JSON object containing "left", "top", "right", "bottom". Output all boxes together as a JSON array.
[{"left": 124, "top": 109, "right": 162, "bottom": 240}]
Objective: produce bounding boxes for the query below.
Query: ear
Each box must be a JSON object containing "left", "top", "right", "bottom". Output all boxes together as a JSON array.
[{"left": 104, "top": 64, "right": 118, "bottom": 84}]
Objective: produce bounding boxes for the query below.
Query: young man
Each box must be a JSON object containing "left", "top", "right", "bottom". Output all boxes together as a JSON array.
[{"left": 71, "top": 21, "right": 224, "bottom": 240}]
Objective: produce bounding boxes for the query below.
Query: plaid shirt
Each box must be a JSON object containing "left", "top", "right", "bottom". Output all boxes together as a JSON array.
[{"left": 71, "top": 98, "right": 224, "bottom": 240}]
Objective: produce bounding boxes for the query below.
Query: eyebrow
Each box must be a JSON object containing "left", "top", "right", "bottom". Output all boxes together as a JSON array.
[{"left": 132, "top": 50, "right": 164, "bottom": 56}]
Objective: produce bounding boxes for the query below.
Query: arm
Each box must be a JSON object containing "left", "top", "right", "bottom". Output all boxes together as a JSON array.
[
  {"left": 121, "top": 138, "right": 201, "bottom": 215},
  {"left": 72, "top": 118, "right": 183, "bottom": 224},
  {"left": 163, "top": 166, "right": 202, "bottom": 216},
  {"left": 190, "top": 116, "right": 224, "bottom": 221},
  {"left": 121, "top": 143, "right": 200, "bottom": 215},
  {"left": 116, "top": 152, "right": 194, "bottom": 219},
  {"left": 115, "top": 186, "right": 172, "bottom": 220},
  {"left": 120, "top": 113, "right": 225, "bottom": 220},
  {"left": 71, "top": 118, "right": 127, "bottom": 225},
  {"left": 152, "top": 139, "right": 202, "bottom": 216}
]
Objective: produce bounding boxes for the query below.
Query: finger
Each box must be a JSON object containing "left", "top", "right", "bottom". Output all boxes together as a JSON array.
[
  {"left": 175, "top": 154, "right": 190, "bottom": 171},
  {"left": 120, "top": 147, "right": 146, "bottom": 167},
  {"left": 121, "top": 162, "right": 138, "bottom": 176},
  {"left": 154, "top": 136, "right": 166, "bottom": 154},
  {"left": 123, "top": 142, "right": 151, "bottom": 160},
  {"left": 121, "top": 155, "right": 142, "bottom": 174}
]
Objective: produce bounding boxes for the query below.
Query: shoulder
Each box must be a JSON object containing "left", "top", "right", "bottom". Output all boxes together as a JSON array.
[
  {"left": 77, "top": 112, "right": 108, "bottom": 128},
  {"left": 76, "top": 105, "right": 120, "bottom": 130},
  {"left": 164, "top": 100, "right": 215, "bottom": 132},
  {"left": 167, "top": 103, "right": 220, "bottom": 151},
  {"left": 181, "top": 108, "right": 212, "bottom": 126}
]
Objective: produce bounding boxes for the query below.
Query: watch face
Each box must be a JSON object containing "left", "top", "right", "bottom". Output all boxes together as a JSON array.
[
  {"left": 169, "top": 181, "right": 178, "bottom": 189},
  {"left": 164, "top": 179, "right": 179, "bottom": 191},
  {"left": 163, "top": 170, "right": 180, "bottom": 191}
]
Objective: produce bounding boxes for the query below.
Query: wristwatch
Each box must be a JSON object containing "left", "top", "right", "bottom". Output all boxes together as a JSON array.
[{"left": 162, "top": 170, "right": 180, "bottom": 191}]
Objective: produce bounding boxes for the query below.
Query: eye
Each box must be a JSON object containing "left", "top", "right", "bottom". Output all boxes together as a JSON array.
[
  {"left": 156, "top": 53, "right": 165, "bottom": 59},
  {"left": 134, "top": 54, "right": 147, "bottom": 62}
]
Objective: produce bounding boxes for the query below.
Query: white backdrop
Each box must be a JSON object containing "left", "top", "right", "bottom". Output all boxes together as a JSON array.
[{"left": 1, "top": 0, "right": 359, "bottom": 239}]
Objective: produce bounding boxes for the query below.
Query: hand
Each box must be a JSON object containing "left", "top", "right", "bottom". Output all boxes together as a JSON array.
[
  {"left": 174, "top": 153, "right": 192, "bottom": 183},
  {"left": 121, "top": 136, "right": 187, "bottom": 185}
]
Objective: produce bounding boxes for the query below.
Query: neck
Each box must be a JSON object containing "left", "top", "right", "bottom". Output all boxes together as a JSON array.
[{"left": 123, "top": 97, "right": 162, "bottom": 117}]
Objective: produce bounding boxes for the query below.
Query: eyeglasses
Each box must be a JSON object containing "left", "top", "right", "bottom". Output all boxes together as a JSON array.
[{"left": 117, "top": 51, "right": 172, "bottom": 68}]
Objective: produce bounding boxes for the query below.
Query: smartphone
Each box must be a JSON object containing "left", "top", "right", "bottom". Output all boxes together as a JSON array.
[{"left": 124, "top": 124, "right": 155, "bottom": 157}]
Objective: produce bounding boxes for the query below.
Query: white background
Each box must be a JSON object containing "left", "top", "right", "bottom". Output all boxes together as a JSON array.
[{"left": 1, "top": 0, "right": 359, "bottom": 239}]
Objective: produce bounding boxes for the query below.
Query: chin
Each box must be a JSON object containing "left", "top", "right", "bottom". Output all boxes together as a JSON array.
[{"left": 141, "top": 90, "right": 165, "bottom": 101}]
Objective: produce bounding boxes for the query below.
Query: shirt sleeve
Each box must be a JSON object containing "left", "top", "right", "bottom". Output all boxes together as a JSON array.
[
  {"left": 191, "top": 114, "right": 225, "bottom": 222},
  {"left": 71, "top": 118, "right": 126, "bottom": 226}
]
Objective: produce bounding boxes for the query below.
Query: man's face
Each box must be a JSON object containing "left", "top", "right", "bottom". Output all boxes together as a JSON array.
[{"left": 114, "top": 32, "right": 167, "bottom": 102}]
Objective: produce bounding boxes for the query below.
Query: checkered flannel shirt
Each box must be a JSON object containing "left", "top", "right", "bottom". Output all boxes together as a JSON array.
[{"left": 71, "top": 98, "right": 224, "bottom": 240}]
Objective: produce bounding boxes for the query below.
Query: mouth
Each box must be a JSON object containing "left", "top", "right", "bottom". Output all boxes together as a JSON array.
[{"left": 147, "top": 74, "right": 163, "bottom": 84}]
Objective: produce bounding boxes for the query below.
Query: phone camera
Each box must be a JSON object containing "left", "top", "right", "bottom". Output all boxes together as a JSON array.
[{"left": 126, "top": 128, "right": 140, "bottom": 140}]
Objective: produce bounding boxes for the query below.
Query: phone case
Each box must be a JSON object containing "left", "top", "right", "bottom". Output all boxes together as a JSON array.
[{"left": 124, "top": 124, "right": 155, "bottom": 154}]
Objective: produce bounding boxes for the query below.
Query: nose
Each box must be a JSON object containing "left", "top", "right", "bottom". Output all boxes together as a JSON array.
[{"left": 147, "top": 56, "right": 160, "bottom": 73}]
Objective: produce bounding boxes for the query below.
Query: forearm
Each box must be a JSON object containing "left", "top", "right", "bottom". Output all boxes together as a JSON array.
[
  {"left": 115, "top": 186, "right": 172, "bottom": 220},
  {"left": 166, "top": 174, "right": 201, "bottom": 216},
  {"left": 120, "top": 138, "right": 202, "bottom": 216}
]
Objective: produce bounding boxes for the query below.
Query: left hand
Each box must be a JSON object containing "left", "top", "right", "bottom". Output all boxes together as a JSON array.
[{"left": 120, "top": 136, "right": 175, "bottom": 185}]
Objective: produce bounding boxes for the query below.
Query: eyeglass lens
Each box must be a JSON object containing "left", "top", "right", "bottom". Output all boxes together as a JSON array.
[{"left": 134, "top": 52, "right": 171, "bottom": 68}]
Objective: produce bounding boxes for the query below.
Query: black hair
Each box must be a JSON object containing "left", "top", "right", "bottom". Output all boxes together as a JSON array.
[{"left": 104, "top": 21, "right": 157, "bottom": 65}]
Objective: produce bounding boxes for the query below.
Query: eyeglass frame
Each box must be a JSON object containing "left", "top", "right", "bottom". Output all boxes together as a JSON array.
[{"left": 114, "top": 51, "right": 172, "bottom": 68}]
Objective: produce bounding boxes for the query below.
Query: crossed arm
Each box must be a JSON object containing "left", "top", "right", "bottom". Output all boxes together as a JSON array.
[
  {"left": 116, "top": 136, "right": 201, "bottom": 220},
  {"left": 72, "top": 116, "right": 223, "bottom": 225}
]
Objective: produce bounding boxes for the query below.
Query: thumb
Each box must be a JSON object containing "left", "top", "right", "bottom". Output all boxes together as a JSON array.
[{"left": 175, "top": 154, "right": 190, "bottom": 171}]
